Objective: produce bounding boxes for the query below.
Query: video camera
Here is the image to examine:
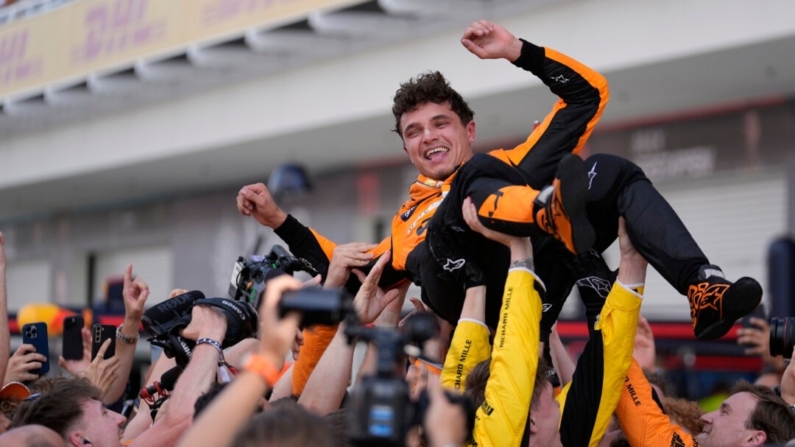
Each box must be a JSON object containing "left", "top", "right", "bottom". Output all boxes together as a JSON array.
[
  {"left": 229, "top": 245, "right": 309, "bottom": 308},
  {"left": 344, "top": 313, "right": 475, "bottom": 447},
  {"left": 769, "top": 317, "right": 794, "bottom": 358},
  {"left": 273, "top": 284, "right": 474, "bottom": 447},
  {"left": 141, "top": 291, "right": 258, "bottom": 368}
]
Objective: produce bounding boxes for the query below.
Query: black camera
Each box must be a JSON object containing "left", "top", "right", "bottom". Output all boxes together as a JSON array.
[
  {"left": 141, "top": 291, "right": 259, "bottom": 368},
  {"left": 769, "top": 317, "right": 795, "bottom": 358},
  {"left": 229, "top": 245, "right": 308, "bottom": 308},
  {"left": 280, "top": 287, "right": 354, "bottom": 327},
  {"left": 344, "top": 313, "right": 475, "bottom": 447}
]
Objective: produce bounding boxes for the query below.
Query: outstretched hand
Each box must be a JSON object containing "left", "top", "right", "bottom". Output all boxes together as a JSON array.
[
  {"left": 351, "top": 251, "right": 400, "bottom": 325},
  {"left": 325, "top": 242, "right": 377, "bottom": 289},
  {"left": 237, "top": 183, "right": 288, "bottom": 229},
  {"left": 123, "top": 264, "right": 149, "bottom": 322},
  {"left": 461, "top": 19, "right": 522, "bottom": 62}
]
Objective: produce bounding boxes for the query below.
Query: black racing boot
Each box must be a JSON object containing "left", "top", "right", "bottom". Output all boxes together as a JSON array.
[{"left": 687, "top": 265, "right": 762, "bottom": 340}]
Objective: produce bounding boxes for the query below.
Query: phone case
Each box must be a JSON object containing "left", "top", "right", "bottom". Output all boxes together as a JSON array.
[
  {"left": 62, "top": 316, "right": 85, "bottom": 361},
  {"left": 91, "top": 324, "right": 116, "bottom": 360},
  {"left": 21, "top": 323, "right": 50, "bottom": 376}
]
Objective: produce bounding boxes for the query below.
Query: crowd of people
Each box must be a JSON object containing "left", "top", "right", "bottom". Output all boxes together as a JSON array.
[{"left": 1, "top": 19, "right": 794, "bottom": 447}]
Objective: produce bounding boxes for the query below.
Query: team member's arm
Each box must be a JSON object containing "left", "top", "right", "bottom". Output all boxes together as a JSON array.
[
  {"left": 616, "top": 359, "right": 697, "bottom": 447},
  {"left": 548, "top": 324, "right": 576, "bottom": 387},
  {"left": 556, "top": 218, "right": 646, "bottom": 447},
  {"left": 440, "top": 285, "right": 491, "bottom": 392},
  {"left": 461, "top": 198, "right": 544, "bottom": 447}
]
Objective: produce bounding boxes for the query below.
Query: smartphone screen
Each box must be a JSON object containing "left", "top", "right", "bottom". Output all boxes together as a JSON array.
[
  {"left": 21, "top": 323, "right": 50, "bottom": 376},
  {"left": 91, "top": 324, "right": 116, "bottom": 360},
  {"left": 62, "top": 316, "right": 85, "bottom": 361}
]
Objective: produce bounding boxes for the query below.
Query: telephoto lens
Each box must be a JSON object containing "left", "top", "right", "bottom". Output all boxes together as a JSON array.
[{"left": 768, "top": 317, "right": 795, "bottom": 358}]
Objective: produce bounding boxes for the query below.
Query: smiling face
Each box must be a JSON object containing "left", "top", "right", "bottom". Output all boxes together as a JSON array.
[
  {"left": 694, "top": 392, "right": 765, "bottom": 447},
  {"left": 399, "top": 101, "right": 475, "bottom": 181}
]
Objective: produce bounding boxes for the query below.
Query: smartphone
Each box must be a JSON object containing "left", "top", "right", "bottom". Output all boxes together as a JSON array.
[
  {"left": 62, "top": 316, "right": 85, "bottom": 361},
  {"left": 21, "top": 322, "right": 50, "bottom": 376},
  {"left": 91, "top": 324, "right": 116, "bottom": 360}
]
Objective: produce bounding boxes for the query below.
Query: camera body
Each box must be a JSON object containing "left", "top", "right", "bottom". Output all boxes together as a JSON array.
[
  {"left": 229, "top": 245, "right": 307, "bottom": 308},
  {"left": 344, "top": 313, "right": 473, "bottom": 447},
  {"left": 141, "top": 291, "right": 258, "bottom": 368},
  {"left": 769, "top": 317, "right": 794, "bottom": 358},
  {"left": 280, "top": 288, "right": 353, "bottom": 327}
]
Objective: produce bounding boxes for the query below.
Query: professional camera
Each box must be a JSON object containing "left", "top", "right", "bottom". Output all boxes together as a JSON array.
[
  {"left": 344, "top": 313, "right": 475, "bottom": 447},
  {"left": 141, "top": 290, "right": 259, "bottom": 368},
  {"left": 229, "top": 245, "right": 309, "bottom": 308},
  {"left": 769, "top": 317, "right": 794, "bottom": 358}
]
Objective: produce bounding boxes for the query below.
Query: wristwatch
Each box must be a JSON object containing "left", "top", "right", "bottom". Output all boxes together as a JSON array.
[{"left": 116, "top": 326, "right": 139, "bottom": 344}]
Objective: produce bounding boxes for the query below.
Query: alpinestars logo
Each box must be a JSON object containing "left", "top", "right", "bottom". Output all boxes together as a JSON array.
[
  {"left": 443, "top": 258, "right": 465, "bottom": 272},
  {"left": 550, "top": 74, "right": 570, "bottom": 84},
  {"left": 576, "top": 276, "right": 612, "bottom": 298},
  {"left": 588, "top": 162, "right": 597, "bottom": 190},
  {"left": 542, "top": 303, "right": 553, "bottom": 313}
]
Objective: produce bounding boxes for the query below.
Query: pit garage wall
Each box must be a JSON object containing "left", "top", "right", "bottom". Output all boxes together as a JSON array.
[{"left": 2, "top": 100, "right": 793, "bottom": 314}]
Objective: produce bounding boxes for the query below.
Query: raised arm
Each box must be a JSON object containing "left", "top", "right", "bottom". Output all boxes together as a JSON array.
[
  {"left": 440, "top": 285, "right": 491, "bottom": 392},
  {"left": 0, "top": 232, "right": 9, "bottom": 386},
  {"left": 175, "top": 276, "right": 302, "bottom": 447},
  {"left": 556, "top": 217, "right": 646, "bottom": 447},
  {"left": 129, "top": 303, "right": 230, "bottom": 447},
  {"left": 464, "top": 19, "right": 609, "bottom": 185},
  {"left": 101, "top": 264, "right": 150, "bottom": 404},
  {"left": 459, "top": 197, "right": 544, "bottom": 447},
  {"left": 298, "top": 253, "right": 400, "bottom": 414}
]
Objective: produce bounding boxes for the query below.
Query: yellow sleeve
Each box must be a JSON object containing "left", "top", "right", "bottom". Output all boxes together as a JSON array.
[
  {"left": 441, "top": 320, "right": 491, "bottom": 392},
  {"left": 468, "top": 268, "right": 544, "bottom": 447},
  {"left": 556, "top": 280, "right": 643, "bottom": 447}
]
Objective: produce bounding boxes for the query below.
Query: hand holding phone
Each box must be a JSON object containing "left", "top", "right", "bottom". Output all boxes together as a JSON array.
[
  {"left": 91, "top": 325, "right": 116, "bottom": 360},
  {"left": 20, "top": 323, "right": 50, "bottom": 377}
]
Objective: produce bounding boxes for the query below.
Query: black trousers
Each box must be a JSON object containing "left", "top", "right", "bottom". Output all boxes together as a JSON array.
[{"left": 421, "top": 153, "right": 709, "bottom": 328}]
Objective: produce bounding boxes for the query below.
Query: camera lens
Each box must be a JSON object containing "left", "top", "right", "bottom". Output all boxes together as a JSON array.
[{"left": 769, "top": 317, "right": 795, "bottom": 358}]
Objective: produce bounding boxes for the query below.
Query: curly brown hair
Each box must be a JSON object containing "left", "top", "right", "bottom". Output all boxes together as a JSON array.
[
  {"left": 661, "top": 397, "right": 704, "bottom": 435},
  {"left": 392, "top": 71, "right": 474, "bottom": 138}
]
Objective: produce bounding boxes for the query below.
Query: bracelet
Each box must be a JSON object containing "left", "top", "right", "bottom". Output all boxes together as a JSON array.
[
  {"left": 243, "top": 353, "right": 281, "bottom": 387},
  {"left": 116, "top": 326, "right": 139, "bottom": 344},
  {"left": 196, "top": 338, "right": 224, "bottom": 354}
]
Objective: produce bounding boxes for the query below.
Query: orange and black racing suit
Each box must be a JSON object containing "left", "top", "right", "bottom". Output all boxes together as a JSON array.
[
  {"left": 274, "top": 38, "right": 609, "bottom": 329},
  {"left": 616, "top": 358, "right": 699, "bottom": 447}
]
